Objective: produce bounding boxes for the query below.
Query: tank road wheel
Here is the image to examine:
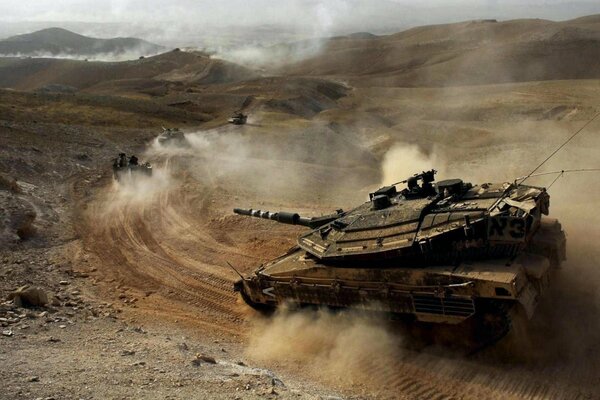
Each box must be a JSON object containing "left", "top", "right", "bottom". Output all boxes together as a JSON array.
[
  {"left": 489, "top": 304, "right": 537, "bottom": 361},
  {"left": 468, "top": 301, "right": 512, "bottom": 353},
  {"left": 417, "top": 302, "right": 512, "bottom": 353}
]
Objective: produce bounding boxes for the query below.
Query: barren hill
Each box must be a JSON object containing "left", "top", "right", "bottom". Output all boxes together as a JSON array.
[
  {"left": 0, "top": 50, "right": 257, "bottom": 93},
  {"left": 0, "top": 27, "right": 164, "bottom": 57},
  {"left": 278, "top": 15, "right": 600, "bottom": 86},
  {"left": 4, "top": 16, "right": 600, "bottom": 94}
]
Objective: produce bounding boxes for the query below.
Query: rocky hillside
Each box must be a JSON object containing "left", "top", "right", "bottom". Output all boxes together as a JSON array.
[
  {"left": 0, "top": 50, "right": 257, "bottom": 93},
  {"left": 278, "top": 15, "right": 600, "bottom": 86}
]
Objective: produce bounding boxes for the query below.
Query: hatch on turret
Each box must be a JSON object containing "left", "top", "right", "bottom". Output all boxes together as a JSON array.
[{"left": 436, "top": 179, "right": 463, "bottom": 196}]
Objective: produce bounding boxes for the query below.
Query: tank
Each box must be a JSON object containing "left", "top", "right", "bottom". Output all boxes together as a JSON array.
[
  {"left": 228, "top": 111, "right": 248, "bottom": 125},
  {"left": 157, "top": 127, "right": 188, "bottom": 147},
  {"left": 233, "top": 170, "right": 567, "bottom": 349},
  {"left": 112, "top": 153, "right": 152, "bottom": 180}
]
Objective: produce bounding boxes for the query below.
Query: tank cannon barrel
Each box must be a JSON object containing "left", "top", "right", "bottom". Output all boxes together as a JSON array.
[
  {"left": 233, "top": 208, "right": 343, "bottom": 229},
  {"left": 233, "top": 208, "right": 311, "bottom": 226}
]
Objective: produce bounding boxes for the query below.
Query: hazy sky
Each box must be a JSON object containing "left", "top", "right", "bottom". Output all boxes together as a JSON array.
[
  {"left": 1, "top": 0, "right": 599, "bottom": 46},
  {"left": 2, "top": 1, "right": 599, "bottom": 22}
]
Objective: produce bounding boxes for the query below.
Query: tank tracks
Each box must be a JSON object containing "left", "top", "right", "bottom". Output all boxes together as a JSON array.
[{"left": 238, "top": 283, "right": 514, "bottom": 353}]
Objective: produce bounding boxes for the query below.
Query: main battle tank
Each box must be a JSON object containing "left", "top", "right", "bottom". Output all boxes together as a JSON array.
[
  {"left": 233, "top": 170, "right": 566, "bottom": 348},
  {"left": 112, "top": 153, "right": 152, "bottom": 180},
  {"left": 228, "top": 111, "right": 248, "bottom": 125},
  {"left": 158, "top": 127, "right": 188, "bottom": 147}
]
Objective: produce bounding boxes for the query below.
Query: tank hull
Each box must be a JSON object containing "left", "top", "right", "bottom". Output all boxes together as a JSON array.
[
  {"left": 235, "top": 218, "right": 565, "bottom": 347},
  {"left": 237, "top": 250, "right": 549, "bottom": 320},
  {"left": 112, "top": 164, "right": 153, "bottom": 180},
  {"left": 228, "top": 115, "right": 247, "bottom": 125}
]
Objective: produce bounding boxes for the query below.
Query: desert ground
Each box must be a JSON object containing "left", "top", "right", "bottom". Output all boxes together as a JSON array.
[{"left": 2, "top": 16, "right": 600, "bottom": 399}]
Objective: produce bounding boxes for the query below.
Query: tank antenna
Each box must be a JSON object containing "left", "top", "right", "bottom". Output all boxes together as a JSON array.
[
  {"left": 514, "top": 168, "right": 600, "bottom": 184},
  {"left": 519, "top": 111, "right": 600, "bottom": 185},
  {"left": 226, "top": 261, "right": 245, "bottom": 280}
]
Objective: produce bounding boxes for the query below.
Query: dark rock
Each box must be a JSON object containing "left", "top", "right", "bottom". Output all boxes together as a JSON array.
[
  {"left": 0, "top": 173, "right": 21, "bottom": 193},
  {"left": 14, "top": 210, "right": 37, "bottom": 240},
  {"left": 192, "top": 354, "right": 216, "bottom": 366},
  {"left": 272, "top": 377, "right": 285, "bottom": 387},
  {"left": 177, "top": 342, "right": 189, "bottom": 352},
  {"left": 75, "top": 154, "right": 90, "bottom": 161},
  {"left": 7, "top": 286, "right": 48, "bottom": 308}
]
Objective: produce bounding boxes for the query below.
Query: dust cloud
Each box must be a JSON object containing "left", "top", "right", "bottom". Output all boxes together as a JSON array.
[
  {"left": 146, "top": 123, "right": 378, "bottom": 208},
  {"left": 439, "top": 120, "right": 600, "bottom": 360},
  {"left": 247, "top": 306, "right": 400, "bottom": 388},
  {"left": 212, "top": 2, "right": 336, "bottom": 68},
  {"left": 380, "top": 143, "right": 441, "bottom": 185},
  {"left": 214, "top": 39, "right": 326, "bottom": 70},
  {"left": 525, "top": 167, "right": 600, "bottom": 360},
  {"left": 96, "top": 163, "right": 174, "bottom": 218},
  {"left": 0, "top": 48, "right": 163, "bottom": 62}
]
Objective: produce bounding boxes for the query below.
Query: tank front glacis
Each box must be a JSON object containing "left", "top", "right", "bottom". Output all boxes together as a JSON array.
[{"left": 232, "top": 170, "right": 566, "bottom": 348}]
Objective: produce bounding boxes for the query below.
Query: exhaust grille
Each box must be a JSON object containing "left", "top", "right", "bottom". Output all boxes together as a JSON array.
[{"left": 412, "top": 294, "right": 475, "bottom": 317}]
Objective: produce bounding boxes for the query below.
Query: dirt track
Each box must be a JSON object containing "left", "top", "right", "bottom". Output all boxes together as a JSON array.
[
  {"left": 67, "top": 115, "right": 600, "bottom": 399},
  {"left": 82, "top": 173, "right": 242, "bottom": 332}
]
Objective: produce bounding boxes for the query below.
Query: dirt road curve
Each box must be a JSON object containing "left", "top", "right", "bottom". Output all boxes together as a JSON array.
[{"left": 82, "top": 176, "right": 243, "bottom": 334}]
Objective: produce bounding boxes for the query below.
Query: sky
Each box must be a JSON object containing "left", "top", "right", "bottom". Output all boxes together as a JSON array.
[{"left": 1, "top": 0, "right": 599, "bottom": 46}]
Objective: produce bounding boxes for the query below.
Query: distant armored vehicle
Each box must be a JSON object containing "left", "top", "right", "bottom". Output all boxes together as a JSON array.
[
  {"left": 112, "top": 153, "right": 152, "bottom": 180},
  {"left": 157, "top": 127, "right": 188, "bottom": 147},
  {"left": 233, "top": 170, "right": 566, "bottom": 348},
  {"left": 228, "top": 111, "right": 248, "bottom": 125}
]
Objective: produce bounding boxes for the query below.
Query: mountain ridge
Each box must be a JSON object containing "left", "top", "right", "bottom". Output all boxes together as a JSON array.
[{"left": 0, "top": 27, "right": 165, "bottom": 57}]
